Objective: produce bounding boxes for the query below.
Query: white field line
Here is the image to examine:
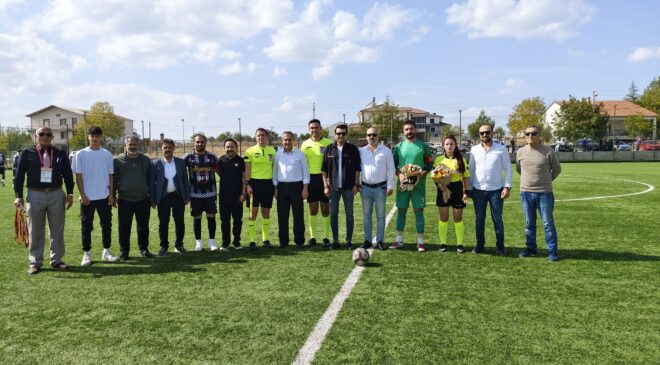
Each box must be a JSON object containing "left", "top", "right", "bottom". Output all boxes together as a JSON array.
[
  {"left": 555, "top": 177, "right": 654, "bottom": 202},
  {"left": 292, "top": 204, "right": 398, "bottom": 365}
]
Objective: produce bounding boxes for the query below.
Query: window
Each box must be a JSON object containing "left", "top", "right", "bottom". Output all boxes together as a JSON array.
[
  {"left": 43, "top": 119, "right": 50, "bottom": 126},
  {"left": 55, "top": 113, "right": 61, "bottom": 117},
  {"left": 412, "top": 116, "right": 425, "bottom": 129},
  {"left": 430, "top": 127, "right": 436, "bottom": 132},
  {"left": 430, "top": 118, "right": 435, "bottom": 124},
  {"left": 61, "top": 132, "right": 66, "bottom": 139},
  {"left": 60, "top": 118, "right": 67, "bottom": 125},
  {"left": 71, "top": 118, "right": 77, "bottom": 128}
]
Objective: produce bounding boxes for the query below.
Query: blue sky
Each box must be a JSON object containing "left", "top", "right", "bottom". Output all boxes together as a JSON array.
[{"left": 1, "top": 0, "right": 659, "bottom": 139}]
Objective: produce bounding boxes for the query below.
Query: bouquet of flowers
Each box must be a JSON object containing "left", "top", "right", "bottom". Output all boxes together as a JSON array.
[
  {"left": 15, "top": 207, "right": 29, "bottom": 248},
  {"left": 431, "top": 164, "right": 452, "bottom": 203},
  {"left": 399, "top": 164, "right": 423, "bottom": 191}
]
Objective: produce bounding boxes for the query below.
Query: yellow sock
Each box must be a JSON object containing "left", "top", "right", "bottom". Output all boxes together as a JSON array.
[
  {"left": 438, "top": 220, "right": 448, "bottom": 244},
  {"left": 323, "top": 215, "right": 330, "bottom": 239},
  {"left": 248, "top": 219, "right": 256, "bottom": 242},
  {"left": 261, "top": 217, "right": 270, "bottom": 242},
  {"left": 309, "top": 214, "right": 318, "bottom": 239},
  {"left": 455, "top": 221, "right": 465, "bottom": 245}
]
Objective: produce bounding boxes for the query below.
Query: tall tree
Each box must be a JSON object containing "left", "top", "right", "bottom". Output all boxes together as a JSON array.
[
  {"left": 360, "top": 96, "right": 404, "bottom": 143},
  {"left": 624, "top": 81, "right": 640, "bottom": 103},
  {"left": 624, "top": 114, "right": 653, "bottom": 138},
  {"left": 494, "top": 126, "right": 506, "bottom": 140},
  {"left": 553, "top": 96, "right": 609, "bottom": 141},
  {"left": 0, "top": 127, "right": 32, "bottom": 153},
  {"left": 71, "top": 101, "right": 125, "bottom": 149},
  {"left": 507, "top": 97, "right": 546, "bottom": 134},
  {"left": 441, "top": 124, "right": 462, "bottom": 139},
  {"left": 639, "top": 76, "right": 660, "bottom": 117},
  {"left": 467, "top": 110, "right": 495, "bottom": 140}
]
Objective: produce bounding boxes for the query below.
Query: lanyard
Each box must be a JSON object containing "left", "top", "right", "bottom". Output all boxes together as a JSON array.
[{"left": 35, "top": 145, "right": 53, "bottom": 168}]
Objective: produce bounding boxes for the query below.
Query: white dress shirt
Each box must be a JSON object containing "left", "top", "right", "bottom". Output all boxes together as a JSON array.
[
  {"left": 469, "top": 142, "right": 512, "bottom": 191},
  {"left": 163, "top": 157, "right": 177, "bottom": 193},
  {"left": 359, "top": 144, "right": 395, "bottom": 190},
  {"left": 272, "top": 148, "right": 310, "bottom": 185}
]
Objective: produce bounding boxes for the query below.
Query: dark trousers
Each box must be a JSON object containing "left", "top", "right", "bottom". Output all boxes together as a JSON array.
[
  {"left": 277, "top": 182, "right": 305, "bottom": 245},
  {"left": 220, "top": 198, "right": 243, "bottom": 246},
  {"left": 81, "top": 198, "right": 113, "bottom": 252},
  {"left": 157, "top": 192, "right": 185, "bottom": 248},
  {"left": 118, "top": 197, "right": 151, "bottom": 254}
]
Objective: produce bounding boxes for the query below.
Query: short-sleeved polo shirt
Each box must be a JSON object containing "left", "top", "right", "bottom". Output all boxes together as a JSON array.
[
  {"left": 301, "top": 137, "right": 332, "bottom": 174},
  {"left": 244, "top": 145, "right": 275, "bottom": 180}
]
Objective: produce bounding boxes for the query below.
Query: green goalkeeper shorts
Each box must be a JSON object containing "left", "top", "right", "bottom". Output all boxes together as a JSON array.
[{"left": 395, "top": 182, "right": 426, "bottom": 209}]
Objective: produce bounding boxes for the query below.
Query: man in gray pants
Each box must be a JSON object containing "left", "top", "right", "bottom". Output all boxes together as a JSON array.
[{"left": 14, "top": 126, "right": 75, "bottom": 274}]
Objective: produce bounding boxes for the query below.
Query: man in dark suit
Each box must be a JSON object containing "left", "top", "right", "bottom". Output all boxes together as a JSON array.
[{"left": 150, "top": 138, "right": 191, "bottom": 256}]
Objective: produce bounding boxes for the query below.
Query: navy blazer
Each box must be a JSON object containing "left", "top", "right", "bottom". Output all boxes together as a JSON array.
[{"left": 150, "top": 157, "right": 190, "bottom": 205}]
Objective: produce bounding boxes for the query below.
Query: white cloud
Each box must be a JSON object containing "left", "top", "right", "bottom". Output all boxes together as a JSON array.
[
  {"left": 217, "top": 100, "right": 242, "bottom": 108},
  {"left": 275, "top": 95, "right": 315, "bottom": 112},
  {"left": 446, "top": 0, "right": 594, "bottom": 41},
  {"left": 312, "top": 65, "right": 333, "bottom": 80},
  {"left": 499, "top": 78, "right": 523, "bottom": 95},
  {"left": 361, "top": 2, "right": 414, "bottom": 40},
  {"left": 219, "top": 50, "right": 242, "bottom": 59},
  {"left": 0, "top": 0, "right": 24, "bottom": 12},
  {"left": 218, "top": 61, "right": 243, "bottom": 75},
  {"left": 246, "top": 62, "right": 262, "bottom": 73},
  {"left": 627, "top": 47, "right": 660, "bottom": 62},
  {"left": 272, "top": 66, "right": 288, "bottom": 77}
]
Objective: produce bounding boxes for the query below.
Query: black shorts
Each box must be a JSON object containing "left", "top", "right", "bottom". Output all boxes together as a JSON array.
[
  {"left": 436, "top": 181, "right": 466, "bottom": 209},
  {"left": 246, "top": 179, "right": 274, "bottom": 209},
  {"left": 190, "top": 196, "right": 217, "bottom": 216},
  {"left": 307, "top": 174, "right": 329, "bottom": 203}
]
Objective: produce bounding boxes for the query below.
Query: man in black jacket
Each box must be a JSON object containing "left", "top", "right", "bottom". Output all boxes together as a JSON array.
[
  {"left": 14, "top": 126, "right": 75, "bottom": 274},
  {"left": 321, "top": 124, "right": 361, "bottom": 249},
  {"left": 217, "top": 138, "right": 246, "bottom": 250}
]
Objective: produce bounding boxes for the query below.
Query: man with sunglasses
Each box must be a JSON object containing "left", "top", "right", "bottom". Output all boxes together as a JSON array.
[
  {"left": 516, "top": 126, "right": 562, "bottom": 261},
  {"left": 468, "top": 123, "right": 512, "bottom": 255},
  {"left": 322, "top": 124, "right": 361, "bottom": 249},
  {"left": 14, "top": 127, "right": 74, "bottom": 274}
]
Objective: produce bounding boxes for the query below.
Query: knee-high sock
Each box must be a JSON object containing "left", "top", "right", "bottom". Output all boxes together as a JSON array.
[
  {"left": 438, "top": 220, "right": 448, "bottom": 244},
  {"left": 194, "top": 218, "right": 202, "bottom": 240},
  {"left": 455, "top": 221, "right": 465, "bottom": 245},
  {"left": 414, "top": 210, "right": 425, "bottom": 234},
  {"left": 248, "top": 219, "right": 256, "bottom": 242},
  {"left": 261, "top": 217, "right": 270, "bottom": 242},
  {"left": 207, "top": 217, "right": 216, "bottom": 239},
  {"left": 323, "top": 215, "right": 330, "bottom": 239},
  {"left": 396, "top": 209, "right": 407, "bottom": 231},
  {"left": 309, "top": 214, "right": 318, "bottom": 239}
]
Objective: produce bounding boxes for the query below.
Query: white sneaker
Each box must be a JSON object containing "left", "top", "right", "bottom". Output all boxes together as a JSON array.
[
  {"left": 101, "top": 248, "right": 119, "bottom": 262},
  {"left": 81, "top": 251, "right": 92, "bottom": 266},
  {"left": 218, "top": 246, "right": 229, "bottom": 252},
  {"left": 417, "top": 243, "right": 426, "bottom": 252},
  {"left": 208, "top": 239, "right": 219, "bottom": 251},
  {"left": 194, "top": 239, "right": 203, "bottom": 252}
]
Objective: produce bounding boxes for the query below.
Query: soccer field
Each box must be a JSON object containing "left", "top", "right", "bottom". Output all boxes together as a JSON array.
[{"left": 1, "top": 162, "right": 659, "bottom": 364}]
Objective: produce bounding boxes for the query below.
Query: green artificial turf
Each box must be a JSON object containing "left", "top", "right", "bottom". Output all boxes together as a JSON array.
[{"left": 1, "top": 162, "right": 659, "bottom": 364}]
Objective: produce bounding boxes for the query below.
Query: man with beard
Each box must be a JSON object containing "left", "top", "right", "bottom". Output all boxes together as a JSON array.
[
  {"left": 244, "top": 128, "right": 276, "bottom": 249},
  {"left": 150, "top": 139, "right": 190, "bottom": 256},
  {"left": 184, "top": 133, "right": 219, "bottom": 251},
  {"left": 390, "top": 121, "right": 433, "bottom": 251},
  {"left": 217, "top": 138, "right": 246, "bottom": 250},
  {"left": 300, "top": 119, "right": 332, "bottom": 248},
  {"left": 113, "top": 136, "right": 153, "bottom": 260},
  {"left": 468, "top": 123, "right": 512, "bottom": 255}
]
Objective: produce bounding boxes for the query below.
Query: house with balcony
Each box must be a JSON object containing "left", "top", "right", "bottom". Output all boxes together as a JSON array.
[
  {"left": 26, "top": 105, "right": 134, "bottom": 151},
  {"left": 358, "top": 104, "right": 449, "bottom": 142}
]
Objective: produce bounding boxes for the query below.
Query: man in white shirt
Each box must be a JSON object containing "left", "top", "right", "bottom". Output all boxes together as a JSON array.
[
  {"left": 72, "top": 126, "right": 118, "bottom": 266},
  {"left": 273, "top": 131, "right": 310, "bottom": 248},
  {"left": 359, "top": 127, "right": 394, "bottom": 250},
  {"left": 468, "top": 123, "right": 512, "bottom": 255}
]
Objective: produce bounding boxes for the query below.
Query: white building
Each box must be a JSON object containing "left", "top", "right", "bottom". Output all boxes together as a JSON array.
[
  {"left": 26, "top": 105, "right": 134, "bottom": 149},
  {"left": 358, "top": 104, "right": 448, "bottom": 142}
]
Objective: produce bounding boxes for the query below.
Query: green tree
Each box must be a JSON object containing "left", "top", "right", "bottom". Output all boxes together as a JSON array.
[
  {"left": 441, "top": 124, "right": 462, "bottom": 139},
  {"left": 71, "top": 101, "right": 125, "bottom": 149},
  {"left": 624, "top": 113, "right": 653, "bottom": 138},
  {"left": 494, "top": 126, "right": 506, "bottom": 140},
  {"left": 467, "top": 110, "right": 495, "bottom": 140},
  {"left": 360, "top": 96, "right": 404, "bottom": 144},
  {"left": 508, "top": 97, "right": 545, "bottom": 134},
  {"left": 0, "top": 127, "right": 33, "bottom": 153},
  {"left": 553, "top": 96, "right": 609, "bottom": 141},
  {"left": 624, "top": 81, "right": 640, "bottom": 103},
  {"left": 639, "top": 76, "right": 660, "bottom": 117}
]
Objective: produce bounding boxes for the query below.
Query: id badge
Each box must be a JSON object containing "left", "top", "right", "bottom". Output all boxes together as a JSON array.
[{"left": 40, "top": 168, "right": 53, "bottom": 183}]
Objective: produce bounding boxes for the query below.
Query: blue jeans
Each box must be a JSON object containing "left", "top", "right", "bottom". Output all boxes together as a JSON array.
[
  {"left": 520, "top": 192, "right": 558, "bottom": 253},
  {"left": 330, "top": 189, "right": 354, "bottom": 243},
  {"left": 471, "top": 188, "right": 505, "bottom": 250},
  {"left": 360, "top": 185, "right": 387, "bottom": 243}
]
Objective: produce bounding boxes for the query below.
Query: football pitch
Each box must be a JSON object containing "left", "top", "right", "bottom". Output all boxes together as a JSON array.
[{"left": 1, "top": 162, "right": 659, "bottom": 364}]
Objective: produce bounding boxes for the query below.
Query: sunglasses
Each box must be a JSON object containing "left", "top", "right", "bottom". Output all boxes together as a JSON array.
[
  {"left": 366, "top": 133, "right": 378, "bottom": 137},
  {"left": 479, "top": 131, "right": 492, "bottom": 136},
  {"left": 525, "top": 132, "right": 539, "bottom": 137},
  {"left": 38, "top": 132, "right": 53, "bottom": 137},
  {"left": 335, "top": 132, "right": 347, "bottom": 136}
]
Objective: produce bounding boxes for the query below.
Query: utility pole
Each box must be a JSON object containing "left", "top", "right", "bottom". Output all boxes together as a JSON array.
[
  {"left": 238, "top": 117, "right": 242, "bottom": 153},
  {"left": 141, "top": 120, "right": 144, "bottom": 151},
  {"left": 182, "top": 118, "right": 185, "bottom": 153},
  {"left": 459, "top": 109, "right": 462, "bottom": 145},
  {"left": 312, "top": 102, "right": 316, "bottom": 118},
  {"left": 592, "top": 90, "right": 598, "bottom": 105},
  {"left": 343, "top": 114, "right": 346, "bottom": 123},
  {"left": 83, "top": 111, "right": 88, "bottom": 146},
  {"left": 148, "top": 121, "right": 151, "bottom": 156}
]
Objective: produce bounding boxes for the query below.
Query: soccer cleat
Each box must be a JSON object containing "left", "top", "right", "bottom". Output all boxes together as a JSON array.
[
  {"left": 305, "top": 238, "right": 317, "bottom": 247},
  {"left": 518, "top": 249, "right": 537, "bottom": 258},
  {"left": 360, "top": 240, "right": 373, "bottom": 249},
  {"left": 27, "top": 265, "right": 40, "bottom": 275},
  {"left": 249, "top": 242, "right": 257, "bottom": 250},
  {"left": 456, "top": 245, "right": 465, "bottom": 254},
  {"left": 263, "top": 240, "right": 273, "bottom": 249},
  {"left": 389, "top": 241, "right": 403, "bottom": 250},
  {"left": 101, "top": 249, "right": 119, "bottom": 262},
  {"left": 174, "top": 245, "right": 187, "bottom": 254},
  {"left": 208, "top": 239, "right": 219, "bottom": 251},
  {"left": 194, "top": 240, "right": 203, "bottom": 252},
  {"left": 439, "top": 244, "right": 447, "bottom": 252},
  {"left": 417, "top": 243, "right": 426, "bottom": 252},
  {"left": 81, "top": 251, "right": 92, "bottom": 266},
  {"left": 548, "top": 251, "right": 559, "bottom": 262}
]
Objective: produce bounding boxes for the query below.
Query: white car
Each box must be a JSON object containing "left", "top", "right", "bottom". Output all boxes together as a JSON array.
[{"left": 426, "top": 142, "right": 442, "bottom": 154}]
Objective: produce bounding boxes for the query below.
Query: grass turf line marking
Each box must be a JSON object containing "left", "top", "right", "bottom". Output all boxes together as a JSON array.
[
  {"left": 555, "top": 177, "right": 654, "bottom": 202},
  {"left": 292, "top": 204, "right": 397, "bottom": 365}
]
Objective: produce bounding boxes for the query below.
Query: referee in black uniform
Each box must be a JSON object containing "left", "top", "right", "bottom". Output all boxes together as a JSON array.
[{"left": 217, "top": 138, "right": 246, "bottom": 250}]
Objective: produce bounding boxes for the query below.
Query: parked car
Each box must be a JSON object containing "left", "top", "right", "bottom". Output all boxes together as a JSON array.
[
  {"left": 638, "top": 140, "right": 660, "bottom": 151},
  {"left": 614, "top": 141, "right": 632, "bottom": 151},
  {"left": 551, "top": 142, "right": 574, "bottom": 152},
  {"left": 575, "top": 138, "right": 599, "bottom": 151},
  {"left": 425, "top": 142, "right": 442, "bottom": 154}
]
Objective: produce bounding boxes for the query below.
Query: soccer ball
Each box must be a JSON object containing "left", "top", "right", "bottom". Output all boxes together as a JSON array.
[{"left": 352, "top": 248, "right": 370, "bottom": 266}]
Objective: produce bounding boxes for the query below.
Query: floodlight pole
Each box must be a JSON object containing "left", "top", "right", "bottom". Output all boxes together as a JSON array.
[{"left": 182, "top": 118, "right": 185, "bottom": 153}]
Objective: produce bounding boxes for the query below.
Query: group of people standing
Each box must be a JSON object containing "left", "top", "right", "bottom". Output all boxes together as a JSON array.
[{"left": 14, "top": 119, "right": 561, "bottom": 275}]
